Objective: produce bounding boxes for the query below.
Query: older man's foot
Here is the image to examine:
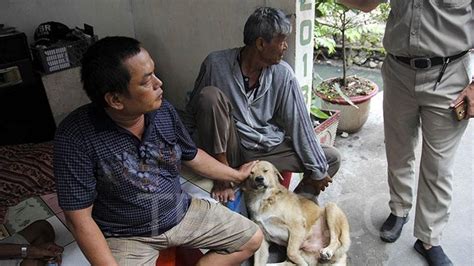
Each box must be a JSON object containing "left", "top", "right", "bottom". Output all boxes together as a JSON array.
[
  {"left": 211, "top": 181, "right": 235, "bottom": 203},
  {"left": 414, "top": 239, "right": 453, "bottom": 266},
  {"left": 380, "top": 213, "right": 408, "bottom": 242}
]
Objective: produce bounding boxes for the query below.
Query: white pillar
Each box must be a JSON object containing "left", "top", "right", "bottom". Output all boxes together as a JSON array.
[
  {"left": 293, "top": 0, "right": 315, "bottom": 108},
  {"left": 267, "top": 0, "right": 315, "bottom": 108}
]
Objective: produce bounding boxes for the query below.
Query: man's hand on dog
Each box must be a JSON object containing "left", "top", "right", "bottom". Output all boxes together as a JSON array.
[
  {"left": 211, "top": 160, "right": 258, "bottom": 203},
  {"left": 237, "top": 160, "right": 259, "bottom": 181}
]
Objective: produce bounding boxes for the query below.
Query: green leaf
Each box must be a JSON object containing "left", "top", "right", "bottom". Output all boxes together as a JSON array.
[
  {"left": 333, "top": 83, "right": 359, "bottom": 109},
  {"left": 310, "top": 107, "right": 330, "bottom": 120},
  {"left": 314, "top": 37, "right": 336, "bottom": 54}
]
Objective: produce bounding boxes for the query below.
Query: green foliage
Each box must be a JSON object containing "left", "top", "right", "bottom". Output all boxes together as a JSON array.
[
  {"left": 314, "top": 25, "right": 337, "bottom": 54},
  {"left": 331, "top": 82, "right": 358, "bottom": 109},
  {"left": 313, "top": 0, "right": 389, "bottom": 90},
  {"left": 315, "top": 80, "right": 355, "bottom": 106},
  {"left": 374, "top": 3, "right": 390, "bottom": 21},
  {"left": 310, "top": 107, "right": 330, "bottom": 120},
  {"left": 316, "top": 81, "right": 339, "bottom": 99},
  {"left": 312, "top": 1, "right": 388, "bottom": 108},
  {"left": 314, "top": 0, "right": 389, "bottom": 56}
]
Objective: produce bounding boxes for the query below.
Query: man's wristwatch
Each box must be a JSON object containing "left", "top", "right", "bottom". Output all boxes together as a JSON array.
[{"left": 20, "top": 245, "right": 28, "bottom": 258}]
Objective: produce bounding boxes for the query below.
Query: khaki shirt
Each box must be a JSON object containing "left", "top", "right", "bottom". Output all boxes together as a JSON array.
[{"left": 383, "top": 0, "right": 473, "bottom": 57}]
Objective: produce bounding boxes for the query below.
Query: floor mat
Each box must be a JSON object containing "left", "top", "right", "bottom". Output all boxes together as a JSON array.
[{"left": 4, "top": 196, "right": 54, "bottom": 234}]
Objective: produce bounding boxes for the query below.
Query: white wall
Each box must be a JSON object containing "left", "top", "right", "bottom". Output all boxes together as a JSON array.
[
  {"left": 0, "top": 0, "right": 136, "bottom": 125},
  {"left": 41, "top": 68, "right": 90, "bottom": 125},
  {"left": 132, "top": 0, "right": 314, "bottom": 109},
  {"left": 1, "top": 0, "right": 315, "bottom": 114},
  {"left": 0, "top": 0, "right": 135, "bottom": 45}
]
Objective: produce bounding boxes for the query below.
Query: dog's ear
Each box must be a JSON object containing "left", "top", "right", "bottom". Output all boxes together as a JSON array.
[{"left": 273, "top": 165, "right": 283, "bottom": 181}]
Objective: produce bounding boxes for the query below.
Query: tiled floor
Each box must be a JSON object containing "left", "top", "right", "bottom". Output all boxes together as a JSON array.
[{"left": 0, "top": 193, "right": 88, "bottom": 265}]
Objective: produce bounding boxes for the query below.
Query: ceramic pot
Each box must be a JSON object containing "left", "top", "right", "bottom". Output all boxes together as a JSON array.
[{"left": 315, "top": 77, "right": 378, "bottom": 133}]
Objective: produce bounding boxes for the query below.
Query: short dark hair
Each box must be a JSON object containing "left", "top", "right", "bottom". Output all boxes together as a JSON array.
[
  {"left": 243, "top": 7, "right": 292, "bottom": 46},
  {"left": 80, "top": 36, "right": 141, "bottom": 107}
]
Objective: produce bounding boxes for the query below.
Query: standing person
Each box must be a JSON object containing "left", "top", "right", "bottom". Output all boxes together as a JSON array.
[
  {"left": 54, "top": 36, "right": 262, "bottom": 266},
  {"left": 338, "top": 1, "right": 473, "bottom": 265},
  {"left": 185, "top": 7, "right": 341, "bottom": 203}
]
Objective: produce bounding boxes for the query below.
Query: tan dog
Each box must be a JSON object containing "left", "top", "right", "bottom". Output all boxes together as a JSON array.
[{"left": 243, "top": 161, "right": 350, "bottom": 266}]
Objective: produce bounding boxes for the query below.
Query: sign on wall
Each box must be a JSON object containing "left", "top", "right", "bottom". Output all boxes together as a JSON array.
[{"left": 294, "top": 0, "right": 315, "bottom": 108}]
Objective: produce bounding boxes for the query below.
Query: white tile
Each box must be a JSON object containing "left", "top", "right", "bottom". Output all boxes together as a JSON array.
[
  {"left": 180, "top": 165, "right": 199, "bottom": 181},
  {"left": 187, "top": 176, "right": 214, "bottom": 192},
  {"left": 5, "top": 197, "right": 54, "bottom": 234},
  {"left": 181, "top": 182, "right": 217, "bottom": 203},
  {"left": 288, "top": 172, "right": 303, "bottom": 192},
  {"left": 46, "top": 216, "right": 75, "bottom": 247},
  {"left": 61, "top": 241, "right": 90, "bottom": 266}
]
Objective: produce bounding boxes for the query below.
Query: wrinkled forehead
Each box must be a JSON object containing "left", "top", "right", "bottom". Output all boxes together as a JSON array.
[{"left": 274, "top": 33, "right": 287, "bottom": 40}]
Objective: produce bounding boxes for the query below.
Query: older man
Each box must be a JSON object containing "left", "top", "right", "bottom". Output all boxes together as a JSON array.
[{"left": 186, "top": 7, "right": 341, "bottom": 203}]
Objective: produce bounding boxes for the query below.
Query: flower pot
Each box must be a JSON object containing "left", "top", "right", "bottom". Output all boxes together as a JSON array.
[
  {"left": 312, "top": 109, "right": 341, "bottom": 147},
  {"left": 315, "top": 77, "right": 378, "bottom": 133}
]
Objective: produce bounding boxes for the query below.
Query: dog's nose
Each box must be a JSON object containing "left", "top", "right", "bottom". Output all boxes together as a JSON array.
[{"left": 255, "top": 176, "right": 264, "bottom": 183}]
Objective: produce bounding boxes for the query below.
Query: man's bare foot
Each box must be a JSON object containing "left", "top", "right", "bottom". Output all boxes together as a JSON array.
[{"left": 211, "top": 181, "right": 235, "bottom": 203}]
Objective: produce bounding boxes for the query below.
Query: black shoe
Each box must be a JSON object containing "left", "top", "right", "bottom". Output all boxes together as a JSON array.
[
  {"left": 414, "top": 239, "right": 453, "bottom": 266},
  {"left": 380, "top": 213, "right": 408, "bottom": 243}
]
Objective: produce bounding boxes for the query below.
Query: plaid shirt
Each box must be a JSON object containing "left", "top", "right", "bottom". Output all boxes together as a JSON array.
[{"left": 54, "top": 100, "right": 197, "bottom": 237}]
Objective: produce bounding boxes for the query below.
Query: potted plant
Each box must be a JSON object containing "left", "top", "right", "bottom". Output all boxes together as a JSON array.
[
  {"left": 312, "top": 0, "right": 388, "bottom": 133},
  {"left": 314, "top": 76, "right": 377, "bottom": 133},
  {"left": 311, "top": 107, "right": 341, "bottom": 147}
]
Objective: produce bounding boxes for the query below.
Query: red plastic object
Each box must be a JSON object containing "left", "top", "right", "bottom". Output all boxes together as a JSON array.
[
  {"left": 280, "top": 170, "right": 292, "bottom": 189},
  {"left": 156, "top": 247, "right": 176, "bottom": 266}
]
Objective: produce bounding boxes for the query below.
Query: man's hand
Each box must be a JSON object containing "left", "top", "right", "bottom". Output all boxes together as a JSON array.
[
  {"left": 236, "top": 160, "right": 258, "bottom": 182},
  {"left": 211, "top": 181, "right": 235, "bottom": 203},
  {"left": 302, "top": 175, "right": 333, "bottom": 195},
  {"left": 27, "top": 242, "right": 63, "bottom": 263},
  {"left": 210, "top": 160, "right": 258, "bottom": 203},
  {"left": 451, "top": 81, "right": 474, "bottom": 119},
  {"left": 336, "top": 0, "right": 382, "bottom": 12}
]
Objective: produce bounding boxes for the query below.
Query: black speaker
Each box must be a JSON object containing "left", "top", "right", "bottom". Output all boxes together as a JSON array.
[
  {"left": 0, "top": 32, "right": 56, "bottom": 145},
  {"left": 0, "top": 31, "right": 30, "bottom": 63}
]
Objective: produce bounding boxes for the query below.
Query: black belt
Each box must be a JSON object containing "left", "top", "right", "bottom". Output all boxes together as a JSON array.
[{"left": 394, "top": 50, "right": 469, "bottom": 69}]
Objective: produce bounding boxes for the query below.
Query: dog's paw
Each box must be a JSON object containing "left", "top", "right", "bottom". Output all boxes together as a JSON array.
[{"left": 319, "top": 247, "right": 334, "bottom": 261}]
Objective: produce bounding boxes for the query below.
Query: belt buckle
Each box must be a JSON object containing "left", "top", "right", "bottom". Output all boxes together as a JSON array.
[{"left": 410, "top": 58, "right": 431, "bottom": 69}]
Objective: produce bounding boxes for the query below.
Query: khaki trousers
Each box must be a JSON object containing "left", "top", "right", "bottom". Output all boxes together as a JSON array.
[
  {"left": 106, "top": 199, "right": 257, "bottom": 265},
  {"left": 382, "top": 53, "right": 471, "bottom": 245}
]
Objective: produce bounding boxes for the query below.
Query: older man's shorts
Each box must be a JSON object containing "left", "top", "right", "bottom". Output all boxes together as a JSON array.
[{"left": 107, "top": 198, "right": 258, "bottom": 265}]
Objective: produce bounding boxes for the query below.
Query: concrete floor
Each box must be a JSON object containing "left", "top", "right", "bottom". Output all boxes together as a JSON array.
[{"left": 317, "top": 92, "right": 474, "bottom": 266}]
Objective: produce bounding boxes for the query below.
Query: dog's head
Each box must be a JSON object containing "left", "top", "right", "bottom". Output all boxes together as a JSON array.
[{"left": 243, "top": 160, "right": 283, "bottom": 192}]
